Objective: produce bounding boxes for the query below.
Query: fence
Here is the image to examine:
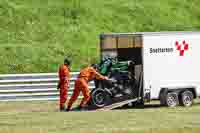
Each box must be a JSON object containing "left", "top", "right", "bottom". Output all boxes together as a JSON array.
[{"left": 0, "top": 72, "right": 95, "bottom": 102}]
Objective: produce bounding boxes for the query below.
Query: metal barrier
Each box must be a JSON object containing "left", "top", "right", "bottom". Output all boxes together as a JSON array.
[{"left": 0, "top": 72, "right": 95, "bottom": 102}]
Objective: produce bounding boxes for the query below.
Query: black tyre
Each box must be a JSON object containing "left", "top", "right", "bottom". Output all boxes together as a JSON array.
[
  {"left": 159, "top": 88, "right": 168, "bottom": 106},
  {"left": 90, "top": 88, "right": 110, "bottom": 108},
  {"left": 166, "top": 92, "right": 179, "bottom": 107},
  {"left": 160, "top": 93, "right": 166, "bottom": 106},
  {"left": 179, "top": 90, "right": 193, "bottom": 107}
]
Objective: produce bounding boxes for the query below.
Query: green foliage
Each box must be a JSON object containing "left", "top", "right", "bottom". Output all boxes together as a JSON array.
[{"left": 0, "top": 0, "right": 200, "bottom": 73}]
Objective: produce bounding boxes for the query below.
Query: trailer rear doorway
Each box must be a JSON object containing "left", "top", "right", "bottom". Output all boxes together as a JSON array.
[{"left": 100, "top": 33, "right": 143, "bottom": 98}]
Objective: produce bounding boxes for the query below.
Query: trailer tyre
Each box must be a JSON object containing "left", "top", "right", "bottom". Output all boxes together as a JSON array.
[
  {"left": 166, "top": 92, "right": 179, "bottom": 107},
  {"left": 179, "top": 90, "right": 193, "bottom": 107},
  {"left": 159, "top": 88, "right": 168, "bottom": 106}
]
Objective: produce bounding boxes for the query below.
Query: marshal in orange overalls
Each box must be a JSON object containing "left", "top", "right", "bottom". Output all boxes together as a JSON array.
[
  {"left": 58, "top": 64, "right": 70, "bottom": 110},
  {"left": 67, "top": 66, "right": 107, "bottom": 110}
]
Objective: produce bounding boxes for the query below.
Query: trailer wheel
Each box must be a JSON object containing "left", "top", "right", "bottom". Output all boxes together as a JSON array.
[
  {"left": 166, "top": 92, "right": 179, "bottom": 107},
  {"left": 179, "top": 90, "right": 193, "bottom": 107},
  {"left": 90, "top": 88, "right": 110, "bottom": 108}
]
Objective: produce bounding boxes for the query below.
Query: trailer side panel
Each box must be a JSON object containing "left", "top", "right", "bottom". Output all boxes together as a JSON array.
[{"left": 143, "top": 33, "right": 200, "bottom": 99}]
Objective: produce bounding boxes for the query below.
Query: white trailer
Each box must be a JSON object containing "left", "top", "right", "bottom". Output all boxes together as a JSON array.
[{"left": 100, "top": 31, "right": 200, "bottom": 107}]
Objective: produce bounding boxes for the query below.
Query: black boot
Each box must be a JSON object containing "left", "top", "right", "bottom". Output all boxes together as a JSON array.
[
  {"left": 65, "top": 108, "right": 70, "bottom": 112},
  {"left": 60, "top": 107, "right": 65, "bottom": 112}
]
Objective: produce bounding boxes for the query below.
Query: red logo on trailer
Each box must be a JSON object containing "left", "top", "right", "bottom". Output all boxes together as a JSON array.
[{"left": 175, "top": 40, "right": 189, "bottom": 56}]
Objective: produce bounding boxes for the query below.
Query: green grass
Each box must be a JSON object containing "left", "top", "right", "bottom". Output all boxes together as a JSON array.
[
  {"left": 0, "top": 0, "right": 200, "bottom": 73},
  {"left": 0, "top": 100, "right": 200, "bottom": 133}
]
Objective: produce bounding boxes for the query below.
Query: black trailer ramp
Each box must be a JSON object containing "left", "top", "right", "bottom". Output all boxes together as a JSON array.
[{"left": 70, "top": 97, "right": 141, "bottom": 112}]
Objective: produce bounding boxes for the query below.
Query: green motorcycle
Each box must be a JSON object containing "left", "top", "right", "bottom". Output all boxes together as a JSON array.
[{"left": 88, "top": 57, "right": 136, "bottom": 108}]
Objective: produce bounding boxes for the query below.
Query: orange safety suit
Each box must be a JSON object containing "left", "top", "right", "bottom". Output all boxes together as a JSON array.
[
  {"left": 58, "top": 64, "right": 70, "bottom": 110},
  {"left": 67, "top": 67, "right": 107, "bottom": 110}
]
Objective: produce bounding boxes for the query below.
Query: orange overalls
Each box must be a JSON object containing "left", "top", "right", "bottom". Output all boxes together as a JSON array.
[
  {"left": 67, "top": 67, "right": 106, "bottom": 110},
  {"left": 58, "top": 64, "right": 70, "bottom": 110}
]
